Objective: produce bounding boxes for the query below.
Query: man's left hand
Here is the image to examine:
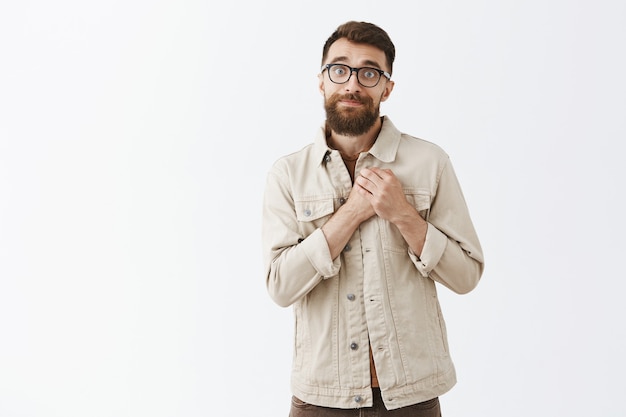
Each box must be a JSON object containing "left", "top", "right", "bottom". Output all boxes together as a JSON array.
[{"left": 355, "top": 167, "right": 413, "bottom": 223}]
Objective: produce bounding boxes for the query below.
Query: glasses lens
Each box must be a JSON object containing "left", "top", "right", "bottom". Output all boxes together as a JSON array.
[
  {"left": 328, "top": 64, "right": 350, "bottom": 83},
  {"left": 357, "top": 68, "right": 381, "bottom": 87}
]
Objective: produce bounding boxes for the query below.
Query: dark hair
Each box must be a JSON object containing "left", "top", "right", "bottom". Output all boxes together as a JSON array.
[{"left": 321, "top": 21, "right": 396, "bottom": 75}]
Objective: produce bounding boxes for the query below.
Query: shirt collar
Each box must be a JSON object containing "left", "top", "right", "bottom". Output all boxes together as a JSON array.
[{"left": 313, "top": 116, "right": 402, "bottom": 166}]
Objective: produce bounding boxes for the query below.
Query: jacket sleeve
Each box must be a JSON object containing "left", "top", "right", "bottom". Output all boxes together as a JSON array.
[
  {"left": 262, "top": 165, "right": 341, "bottom": 307},
  {"left": 408, "top": 157, "right": 484, "bottom": 294}
]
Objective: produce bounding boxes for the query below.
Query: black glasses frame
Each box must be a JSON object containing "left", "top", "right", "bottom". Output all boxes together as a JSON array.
[{"left": 321, "top": 64, "right": 391, "bottom": 88}]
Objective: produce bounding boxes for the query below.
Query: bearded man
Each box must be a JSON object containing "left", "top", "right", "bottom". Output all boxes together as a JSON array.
[{"left": 262, "top": 21, "right": 484, "bottom": 417}]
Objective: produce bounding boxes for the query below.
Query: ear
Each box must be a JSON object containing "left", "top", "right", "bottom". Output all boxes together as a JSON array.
[
  {"left": 317, "top": 73, "right": 325, "bottom": 96},
  {"left": 379, "top": 80, "right": 395, "bottom": 102}
]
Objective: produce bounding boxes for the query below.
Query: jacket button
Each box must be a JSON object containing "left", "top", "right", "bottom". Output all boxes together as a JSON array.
[
  {"left": 347, "top": 294, "right": 355, "bottom": 301},
  {"left": 354, "top": 395, "right": 362, "bottom": 403},
  {"left": 350, "top": 342, "right": 358, "bottom": 350},
  {"left": 343, "top": 243, "right": 351, "bottom": 252},
  {"left": 339, "top": 197, "right": 346, "bottom": 204},
  {"left": 324, "top": 153, "right": 331, "bottom": 163},
  {"left": 304, "top": 209, "right": 312, "bottom": 217}
]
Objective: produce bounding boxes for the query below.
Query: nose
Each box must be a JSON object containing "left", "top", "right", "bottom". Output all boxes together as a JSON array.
[{"left": 344, "top": 69, "right": 362, "bottom": 92}]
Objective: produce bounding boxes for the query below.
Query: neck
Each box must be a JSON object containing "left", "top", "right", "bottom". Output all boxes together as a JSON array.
[{"left": 327, "top": 117, "right": 383, "bottom": 159}]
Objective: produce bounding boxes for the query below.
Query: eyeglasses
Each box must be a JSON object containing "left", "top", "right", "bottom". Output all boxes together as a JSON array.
[{"left": 321, "top": 64, "right": 391, "bottom": 88}]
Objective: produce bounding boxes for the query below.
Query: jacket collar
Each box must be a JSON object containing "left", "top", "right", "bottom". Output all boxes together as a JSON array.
[{"left": 313, "top": 116, "right": 401, "bottom": 166}]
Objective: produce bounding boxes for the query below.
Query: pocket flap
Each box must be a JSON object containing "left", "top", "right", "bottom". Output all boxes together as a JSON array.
[
  {"left": 295, "top": 198, "right": 335, "bottom": 221},
  {"left": 405, "top": 189, "right": 431, "bottom": 210}
]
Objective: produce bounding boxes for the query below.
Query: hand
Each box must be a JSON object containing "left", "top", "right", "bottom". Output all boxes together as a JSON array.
[
  {"left": 344, "top": 181, "right": 376, "bottom": 222},
  {"left": 320, "top": 177, "right": 376, "bottom": 260},
  {"left": 354, "top": 167, "right": 413, "bottom": 223}
]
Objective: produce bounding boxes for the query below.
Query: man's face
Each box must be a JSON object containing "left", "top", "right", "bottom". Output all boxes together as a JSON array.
[{"left": 319, "top": 38, "right": 394, "bottom": 136}]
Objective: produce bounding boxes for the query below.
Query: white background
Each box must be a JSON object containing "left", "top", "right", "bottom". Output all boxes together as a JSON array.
[{"left": 1, "top": 1, "right": 625, "bottom": 416}]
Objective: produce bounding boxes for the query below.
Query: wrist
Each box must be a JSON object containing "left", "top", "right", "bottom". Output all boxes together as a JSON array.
[
  {"left": 393, "top": 203, "right": 427, "bottom": 231},
  {"left": 339, "top": 201, "right": 370, "bottom": 226}
]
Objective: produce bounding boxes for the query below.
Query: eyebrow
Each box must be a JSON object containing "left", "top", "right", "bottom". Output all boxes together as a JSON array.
[{"left": 329, "top": 56, "right": 383, "bottom": 69}]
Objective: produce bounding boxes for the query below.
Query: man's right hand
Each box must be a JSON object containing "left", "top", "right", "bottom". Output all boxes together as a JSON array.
[
  {"left": 344, "top": 184, "right": 377, "bottom": 223},
  {"left": 321, "top": 187, "right": 375, "bottom": 260}
]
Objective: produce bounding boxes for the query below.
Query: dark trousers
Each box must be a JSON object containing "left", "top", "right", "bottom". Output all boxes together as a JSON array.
[{"left": 289, "top": 389, "right": 441, "bottom": 417}]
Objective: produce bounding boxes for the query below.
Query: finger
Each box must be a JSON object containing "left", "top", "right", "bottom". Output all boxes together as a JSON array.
[
  {"left": 368, "top": 166, "right": 394, "bottom": 180},
  {"left": 355, "top": 175, "right": 372, "bottom": 193},
  {"left": 361, "top": 167, "right": 382, "bottom": 178},
  {"left": 359, "top": 169, "right": 383, "bottom": 187},
  {"left": 356, "top": 183, "right": 371, "bottom": 196}
]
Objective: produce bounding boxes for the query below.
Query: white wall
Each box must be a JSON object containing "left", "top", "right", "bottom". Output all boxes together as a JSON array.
[{"left": 1, "top": 1, "right": 624, "bottom": 416}]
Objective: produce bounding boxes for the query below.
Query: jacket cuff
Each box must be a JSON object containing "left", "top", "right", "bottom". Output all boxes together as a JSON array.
[
  {"left": 301, "top": 228, "right": 341, "bottom": 278},
  {"left": 409, "top": 223, "right": 447, "bottom": 277}
]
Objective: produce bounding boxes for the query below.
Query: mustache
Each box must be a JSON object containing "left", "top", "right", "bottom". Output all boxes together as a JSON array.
[
  {"left": 329, "top": 93, "right": 371, "bottom": 105},
  {"left": 340, "top": 93, "right": 363, "bottom": 103}
]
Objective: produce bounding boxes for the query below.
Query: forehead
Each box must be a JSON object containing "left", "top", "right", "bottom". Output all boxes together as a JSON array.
[{"left": 325, "top": 38, "right": 388, "bottom": 70}]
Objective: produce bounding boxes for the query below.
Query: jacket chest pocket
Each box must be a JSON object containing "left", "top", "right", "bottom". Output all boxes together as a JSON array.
[
  {"left": 295, "top": 197, "right": 335, "bottom": 236},
  {"left": 406, "top": 189, "right": 431, "bottom": 221},
  {"left": 382, "top": 189, "right": 431, "bottom": 252}
]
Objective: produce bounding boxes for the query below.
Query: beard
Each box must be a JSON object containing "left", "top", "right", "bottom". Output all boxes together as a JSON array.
[{"left": 324, "top": 92, "right": 380, "bottom": 136}]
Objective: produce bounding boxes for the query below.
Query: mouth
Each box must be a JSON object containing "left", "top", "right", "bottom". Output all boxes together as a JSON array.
[{"left": 338, "top": 99, "right": 364, "bottom": 107}]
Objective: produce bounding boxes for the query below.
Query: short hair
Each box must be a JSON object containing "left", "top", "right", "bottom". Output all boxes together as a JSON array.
[{"left": 321, "top": 21, "right": 396, "bottom": 75}]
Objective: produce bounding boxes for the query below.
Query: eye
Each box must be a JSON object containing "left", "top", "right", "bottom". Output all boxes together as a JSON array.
[
  {"left": 361, "top": 68, "right": 378, "bottom": 79},
  {"left": 332, "top": 65, "right": 347, "bottom": 76}
]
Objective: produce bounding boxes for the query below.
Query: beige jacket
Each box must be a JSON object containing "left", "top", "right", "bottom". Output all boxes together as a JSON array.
[{"left": 262, "top": 117, "right": 484, "bottom": 410}]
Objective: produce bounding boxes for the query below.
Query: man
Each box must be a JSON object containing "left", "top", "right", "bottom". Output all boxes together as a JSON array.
[{"left": 262, "top": 21, "right": 484, "bottom": 416}]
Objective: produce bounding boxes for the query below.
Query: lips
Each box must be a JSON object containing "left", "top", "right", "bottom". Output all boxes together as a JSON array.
[
  {"left": 337, "top": 93, "right": 366, "bottom": 108},
  {"left": 340, "top": 99, "right": 363, "bottom": 106},
  {"left": 339, "top": 94, "right": 364, "bottom": 104}
]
